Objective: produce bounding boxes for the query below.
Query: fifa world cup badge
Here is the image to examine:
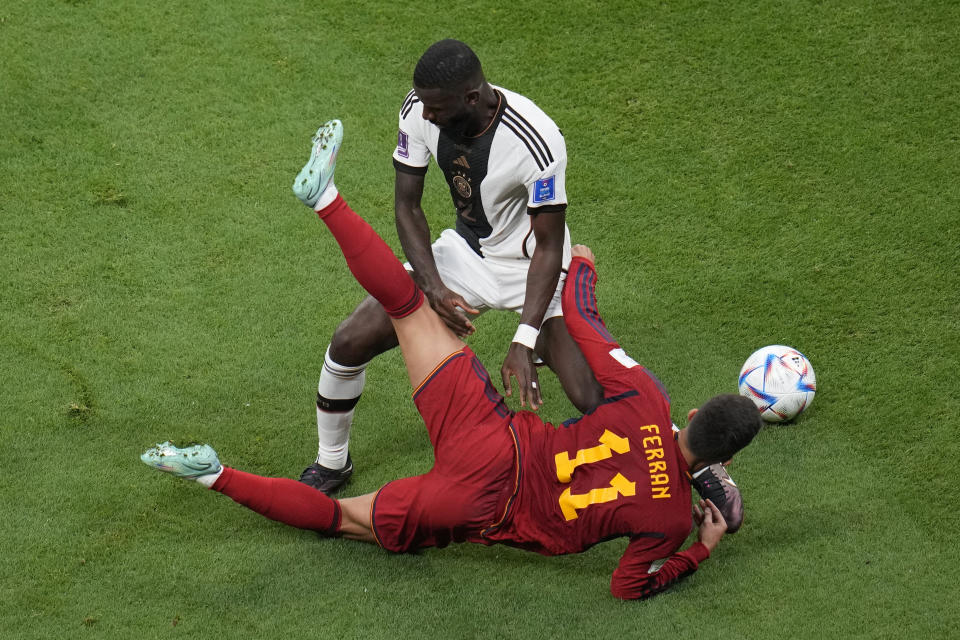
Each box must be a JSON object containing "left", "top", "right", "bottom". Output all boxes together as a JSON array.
[{"left": 533, "top": 175, "right": 555, "bottom": 203}]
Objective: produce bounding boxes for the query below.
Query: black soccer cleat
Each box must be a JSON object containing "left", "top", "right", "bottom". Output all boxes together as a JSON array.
[
  {"left": 299, "top": 455, "right": 354, "bottom": 495},
  {"left": 691, "top": 463, "right": 744, "bottom": 533}
]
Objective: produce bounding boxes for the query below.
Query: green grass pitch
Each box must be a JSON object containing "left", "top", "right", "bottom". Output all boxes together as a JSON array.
[{"left": 2, "top": 0, "right": 958, "bottom": 637}]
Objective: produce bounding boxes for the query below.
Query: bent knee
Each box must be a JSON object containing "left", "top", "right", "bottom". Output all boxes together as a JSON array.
[
  {"left": 329, "top": 298, "right": 398, "bottom": 364},
  {"left": 566, "top": 379, "right": 604, "bottom": 413}
]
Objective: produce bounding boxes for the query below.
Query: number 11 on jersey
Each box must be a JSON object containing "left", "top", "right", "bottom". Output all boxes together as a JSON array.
[
  {"left": 554, "top": 429, "right": 636, "bottom": 521},
  {"left": 559, "top": 473, "right": 636, "bottom": 521}
]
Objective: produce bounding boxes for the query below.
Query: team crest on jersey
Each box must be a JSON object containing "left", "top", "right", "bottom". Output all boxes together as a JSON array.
[
  {"left": 396, "top": 129, "right": 409, "bottom": 158},
  {"left": 453, "top": 175, "right": 472, "bottom": 198},
  {"left": 532, "top": 175, "right": 556, "bottom": 203}
]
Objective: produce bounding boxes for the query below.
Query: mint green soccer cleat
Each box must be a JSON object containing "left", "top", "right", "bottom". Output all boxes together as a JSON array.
[
  {"left": 141, "top": 441, "right": 222, "bottom": 479},
  {"left": 292, "top": 119, "right": 343, "bottom": 208}
]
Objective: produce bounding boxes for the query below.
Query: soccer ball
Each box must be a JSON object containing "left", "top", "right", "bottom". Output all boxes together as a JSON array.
[{"left": 738, "top": 345, "right": 816, "bottom": 422}]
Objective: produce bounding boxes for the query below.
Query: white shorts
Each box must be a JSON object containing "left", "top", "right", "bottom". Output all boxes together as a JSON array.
[{"left": 405, "top": 229, "right": 566, "bottom": 319}]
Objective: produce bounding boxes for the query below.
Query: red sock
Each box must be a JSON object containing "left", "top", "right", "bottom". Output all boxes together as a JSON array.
[
  {"left": 317, "top": 194, "right": 423, "bottom": 318},
  {"left": 212, "top": 467, "right": 341, "bottom": 535}
]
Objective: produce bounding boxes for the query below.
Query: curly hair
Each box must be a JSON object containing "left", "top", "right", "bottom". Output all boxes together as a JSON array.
[
  {"left": 413, "top": 39, "right": 483, "bottom": 91},
  {"left": 686, "top": 394, "right": 763, "bottom": 463}
]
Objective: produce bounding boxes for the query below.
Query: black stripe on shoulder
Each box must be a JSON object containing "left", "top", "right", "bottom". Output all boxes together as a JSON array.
[
  {"left": 401, "top": 98, "right": 420, "bottom": 119},
  {"left": 400, "top": 89, "right": 416, "bottom": 112},
  {"left": 501, "top": 119, "right": 546, "bottom": 171},
  {"left": 502, "top": 110, "right": 549, "bottom": 167},
  {"left": 503, "top": 106, "right": 554, "bottom": 163},
  {"left": 401, "top": 90, "right": 420, "bottom": 119}
]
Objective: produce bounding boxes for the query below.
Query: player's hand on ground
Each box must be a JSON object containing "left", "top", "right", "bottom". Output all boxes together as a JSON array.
[
  {"left": 693, "top": 498, "right": 727, "bottom": 552},
  {"left": 571, "top": 244, "right": 595, "bottom": 265},
  {"left": 501, "top": 343, "right": 542, "bottom": 410},
  {"left": 424, "top": 285, "right": 479, "bottom": 337}
]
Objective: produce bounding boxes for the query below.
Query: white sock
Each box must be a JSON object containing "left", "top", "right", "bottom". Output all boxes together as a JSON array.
[
  {"left": 313, "top": 182, "right": 339, "bottom": 212},
  {"left": 316, "top": 346, "right": 367, "bottom": 469},
  {"left": 196, "top": 467, "right": 224, "bottom": 488}
]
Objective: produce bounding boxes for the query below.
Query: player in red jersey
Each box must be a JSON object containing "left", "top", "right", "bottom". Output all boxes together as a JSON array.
[{"left": 142, "top": 121, "right": 762, "bottom": 600}]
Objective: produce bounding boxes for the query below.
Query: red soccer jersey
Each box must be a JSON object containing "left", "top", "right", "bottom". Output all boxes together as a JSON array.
[{"left": 484, "top": 257, "right": 710, "bottom": 599}]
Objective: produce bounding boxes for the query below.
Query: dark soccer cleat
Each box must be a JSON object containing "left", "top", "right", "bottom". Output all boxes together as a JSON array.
[
  {"left": 299, "top": 455, "right": 353, "bottom": 494},
  {"left": 691, "top": 463, "right": 744, "bottom": 533}
]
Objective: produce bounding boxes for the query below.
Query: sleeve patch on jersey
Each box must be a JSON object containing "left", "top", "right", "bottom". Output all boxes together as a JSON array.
[
  {"left": 396, "top": 129, "right": 409, "bottom": 158},
  {"left": 532, "top": 175, "right": 556, "bottom": 203},
  {"left": 648, "top": 557, "right": 668, "bottom": 574},
  {"left": 609, "top": 348, "right": 639, "bottom": 369}
]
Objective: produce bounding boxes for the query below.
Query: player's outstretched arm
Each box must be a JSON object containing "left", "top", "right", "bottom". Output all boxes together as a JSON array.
[
  {"left": 501, "top": 211, "right": 566, "bottom": 409},
  {"left": 609, "top": 501, "right": 726, "bottom": 601},
  {"left": 560, "top": 246, "right": 636, "bottom": 395},
  {"left": 610, "top": 540, "right": 712, "bottom": 600},
  {"left": 395, "top": 169, "right": 478, "bottom": 337}
]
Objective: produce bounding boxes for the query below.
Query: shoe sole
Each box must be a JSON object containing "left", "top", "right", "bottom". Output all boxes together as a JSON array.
[{"left": 293, "top": 119, "right": 343, "bottom": 206}]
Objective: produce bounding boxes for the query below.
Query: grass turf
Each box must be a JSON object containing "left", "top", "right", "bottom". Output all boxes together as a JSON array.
[{"left": 1, "top": 0, "right": 958, "bottom": 637}]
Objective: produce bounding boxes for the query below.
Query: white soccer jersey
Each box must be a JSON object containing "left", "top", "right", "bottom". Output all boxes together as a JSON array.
[{"left": 393, "top": 85, "right": 572, "bottom": 264}]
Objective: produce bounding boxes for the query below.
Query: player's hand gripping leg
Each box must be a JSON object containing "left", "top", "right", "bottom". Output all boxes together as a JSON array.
[
  {"left": 422, "top": 284, "right": 479, "bottom": 337},
  {"left": 392, "top": 303, "right": 466, "bottom": 389}
]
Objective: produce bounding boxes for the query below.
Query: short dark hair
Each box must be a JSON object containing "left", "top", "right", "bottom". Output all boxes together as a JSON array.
[
  {"left": 413, "top": 39, "right": 483, "bottom": 91},
  {"left": 687, "top": 394, "right": 762, "bottom": 463}
]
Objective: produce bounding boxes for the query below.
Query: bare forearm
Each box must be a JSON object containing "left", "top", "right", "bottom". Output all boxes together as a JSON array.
[
  {"left": 499, "top": 211, "right": 564, "bottom": 408},
  {"left": 394, "top": 170, "right": 443, "bottom": 294},
  {"left": 395, "top": 206, "right": 443, "bottom": 293},
  {"left": 520, "top": 242, "right": 562, "bottom": 328},
  {"left": 520, "top": 210, "right": 566, "bottom": 327}
]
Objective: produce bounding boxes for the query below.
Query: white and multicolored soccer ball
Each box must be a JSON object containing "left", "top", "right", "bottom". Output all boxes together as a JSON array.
[{"left": 738, "top": 345, "right": 816, "bottom": 422}]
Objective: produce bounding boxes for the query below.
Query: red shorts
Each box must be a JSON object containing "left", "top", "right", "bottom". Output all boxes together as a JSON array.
[{"left": 371, "top": 348, "right": 518, "bottom": 552}]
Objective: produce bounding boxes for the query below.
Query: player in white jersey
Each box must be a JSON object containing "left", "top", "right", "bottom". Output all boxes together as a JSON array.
[
  {"left": 300, "top": 39, "right": 603, "bottom": 494},
  {"left": 394, "top": 84, "right": 571, "bottom": 263}
]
